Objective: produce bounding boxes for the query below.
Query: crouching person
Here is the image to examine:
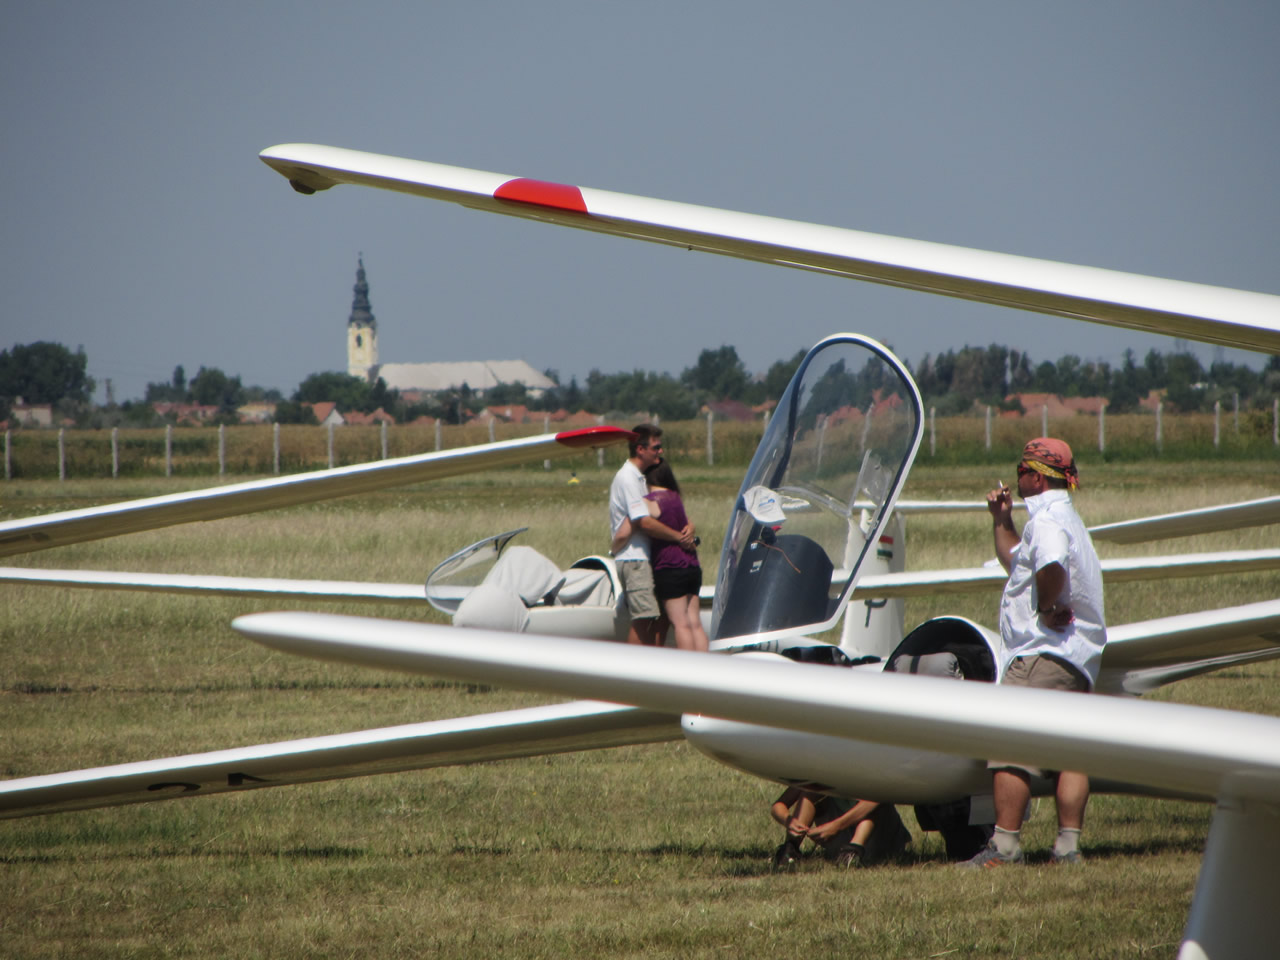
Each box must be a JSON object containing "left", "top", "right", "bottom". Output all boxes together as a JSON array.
[{"left": 770, "top": 787, "right": 911, "bottom": 869}]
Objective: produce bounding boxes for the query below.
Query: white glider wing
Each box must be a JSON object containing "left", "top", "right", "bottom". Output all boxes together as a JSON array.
[
  {"left": 229, "top": 613, "right": 1280, "bottom": 956},
  {"left": 6, "top": 548, "right": 1277, "bottom": 628},
  {"left": 1098, "top": 598, "right": 1280, "bottom": 694},
  {"left": 260, "top": 144, "right": 1280, "bottom": 354},
  {"left": 0, "top": 700, "right": 679, "bottom": 820},
  {"left": 0, "top": 567, "right": 428, "bottom": 604},
  {"left": 1090, "top": 495, "right": 1280, "bottom": 544},
  {"left": 851, "top": 548, "right": 1280, "bottom": 599},
  {"left": 231, "top": 612, "right": 1280, "bottom": 804},
  {"left": 0, "top": 427, "right": 628, "bottom": 558}
]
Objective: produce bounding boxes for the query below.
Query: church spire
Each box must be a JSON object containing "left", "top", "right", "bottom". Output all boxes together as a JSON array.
[
  {"left": 349, "top": 253, "right": 377, "bottom": 332},
  {"left": 347, "top": 254, "right": 378, "bottom": 380}
]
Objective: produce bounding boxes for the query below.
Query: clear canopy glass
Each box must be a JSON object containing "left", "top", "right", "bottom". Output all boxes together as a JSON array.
[{"left": 710, "top": 335, "right": 922, "bottom": 642}]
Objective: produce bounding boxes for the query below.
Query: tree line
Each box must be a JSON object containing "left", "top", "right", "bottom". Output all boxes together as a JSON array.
[{"left": 4, "top": 340, "right": 1279, "bottom": 429}]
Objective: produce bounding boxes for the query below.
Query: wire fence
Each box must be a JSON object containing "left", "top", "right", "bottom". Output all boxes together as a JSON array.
[{"left": 4, "top": 400, "right": 1279, "bottom": 481}]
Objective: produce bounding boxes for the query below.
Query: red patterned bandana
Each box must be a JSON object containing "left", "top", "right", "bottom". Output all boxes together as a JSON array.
[{"left": 1021, "top": 437, "right": 1079, "bottom": 489}]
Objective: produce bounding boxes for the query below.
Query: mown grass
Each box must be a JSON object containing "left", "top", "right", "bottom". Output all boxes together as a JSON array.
[{"left": 1, "top": 459, "right": 1277, "bottom": 958}]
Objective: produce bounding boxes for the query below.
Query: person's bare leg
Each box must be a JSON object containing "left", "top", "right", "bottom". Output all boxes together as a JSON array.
[
  {"left": 1052, "top": 771, "right": 1089, "bottom": 860},
  {"left": 1055, "top": 771, "right": 1089, "bottom": 829},
  {"left": 993, "top": 768, "right": 1031, "bottom": 831},
  {"left": 648, "top": 614, "right": 669, "bottom": 646},
  {"left": 664, "top": 597, "right": 695, "bottom": 650},
  {"left": 852, "top": 818, "right": 874, "bottom": 846},
  {"left": 627, "top": 618, "right": 655, "bottom": 645},
  {"left": 686, "top": 594, "right": 710, "bottom": 652},
  {"left": 989, "top": 768, "right": 1030, "bottom": 858}
]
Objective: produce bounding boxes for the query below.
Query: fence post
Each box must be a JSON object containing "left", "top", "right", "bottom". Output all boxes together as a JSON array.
[
  {"left": 58, "top": 428, "right": 66, "bottom": 481},
  {"left": 929, "top": 407, "right": 936, "bottom": 457},
  {"left": 1234, "top": 393, "right": 1239, "bottom": 434},
  {"left": 218, "top": 424, "right": 226, "bottom": 475},
  {"left": 327, "top": 422, "right": 335, "bottom": 469},
  {"left": 544, "top": 414, "right": 551, "bottom": 470},
  {"left": 165, "top": 424, "right": 172, "bottom": 477},
  {"left": 435, "top": 419, "right": 442, "bottom": 452},
  {"left": 111, "top": 427, "right": 119, "bottom": 478},
  {"left": 1098, "top": 405, "right": 1105, "bottom": 454},
  {"left": 985, "top": 406, "right": 991, "bottom": 451},
  {"left": 488, "top": 418, "right": 495, "bottom": 444},
  {"left": 597, "top": 415, "right": 605, "bottom": 468},
  {"left": 1156, "top": 401, "right": 1163, "bottom": 454},
  {"left": 1041, "top": 404, "right": 1048, "bottom": 437},
  {"left": 762, "top": 408, "right": 770, "bottom": 435},
  {"left": 273, "top": 422, "right": 280, "bottom": 474},
  {"left": 381, "top": 420, "right": 388, "bottom": 460},
  {"left": 1214, "top": 401, "right": 1221, "bottom": 449},
  {"left": 1275, "top": 398, "right": 1279, "bottom": 447},
  {"left": 3, "top": 429, "right": 8, "bottom": 480}
]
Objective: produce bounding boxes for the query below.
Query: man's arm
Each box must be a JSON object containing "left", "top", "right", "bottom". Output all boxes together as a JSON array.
[
  {"left": 808, "top": 799, "right": 881, "bottom": 841},
  {"left": 1034, "top": 561, "right": 1073, "bottom": 629},
  {"left": 988, "top": 482, "right": 1018, "bottom": 573}
]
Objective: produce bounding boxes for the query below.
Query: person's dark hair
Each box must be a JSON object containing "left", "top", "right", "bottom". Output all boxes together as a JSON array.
[
  {"left": 644, "top": 459, "right": 679, "bottom": 494},
  {"left": 1044, "top": 475, "right": 1070, "bottom": 491},
  {"left": 629, "top": 423, "right": 662, "bottom": 457}
]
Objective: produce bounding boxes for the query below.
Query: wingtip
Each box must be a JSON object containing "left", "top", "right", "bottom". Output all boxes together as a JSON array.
[{"left": 554, "top": 426, "right": 635, "bottom": 449}]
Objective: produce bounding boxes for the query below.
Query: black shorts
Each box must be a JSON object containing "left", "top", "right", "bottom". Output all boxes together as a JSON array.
[{"left": 652, "top": 565, "right": 702, "bottom": 602}]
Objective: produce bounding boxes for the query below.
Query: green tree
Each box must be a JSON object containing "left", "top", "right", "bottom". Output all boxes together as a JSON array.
[
  {"left": 145, "top": 365, "right": 187, "bottom": 403},
  {"left": 0, "top": 341, "right": 95, "bottom": 405},
  {"left": 682, "top": 345, "right": 749, "bottom": 401},
  {"left": 761, "top": 349, "right": 807, "bottom": 403},
  {"left": 188, "top": 366, "right": 244, "bottom": 410},
  {"left": 293, "top": 372, "right": 383, "bottom": 412},
  {"left": 272, "top": 400, "right": 319, "bottom": 424}
]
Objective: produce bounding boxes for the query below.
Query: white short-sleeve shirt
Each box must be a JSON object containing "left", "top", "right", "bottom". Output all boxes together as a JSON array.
[
  {"left": 609, "top": 459, "right": 651, "bottom": 562},
  {"left": 998, "top": 489, "right": 1107, "bottom": 687}
]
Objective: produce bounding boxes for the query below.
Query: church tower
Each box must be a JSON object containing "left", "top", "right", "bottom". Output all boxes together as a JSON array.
[{"left": 346, "top": 255, "right": 378, "bottom": 380}]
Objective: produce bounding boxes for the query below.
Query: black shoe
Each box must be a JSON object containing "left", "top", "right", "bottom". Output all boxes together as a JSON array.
[
  {"left": 828, "top": 842, "right": 865, "bottom": 867},
  {"left": 772, "top": 841, "right": 801, "bottom": 871}
]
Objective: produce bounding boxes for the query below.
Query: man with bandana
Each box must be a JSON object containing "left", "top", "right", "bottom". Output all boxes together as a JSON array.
[{"left": 961, "top": 437, "right": 1106, "bottom": 868}]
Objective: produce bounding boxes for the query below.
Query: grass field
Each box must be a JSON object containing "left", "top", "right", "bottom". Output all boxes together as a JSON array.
[{"left": 2, "top": 458, "right": 1278, "bottom": 958}]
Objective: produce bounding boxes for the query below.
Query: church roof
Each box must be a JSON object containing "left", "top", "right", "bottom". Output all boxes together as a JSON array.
[
  {"left": 349, "top": 256, "right": 376, "bottom": 330},
  {"left": 373, "top": 360, "right": 555, "bottom": 393}
]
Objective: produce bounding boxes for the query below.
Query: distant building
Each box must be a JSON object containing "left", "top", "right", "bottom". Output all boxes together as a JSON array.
[
  {"left": 5, "top": 400, "right": 54, "bottom": 428},
  {"left": 152, "top": 402, "right": 219, "bottom": 425},
  {"left": 306, "top": 402, "right": 345, "bottom": 426},
  {"left": 343, "top": 258, "right": 554, "bottom": 397},
  {"left": 236, "top": 402, "right": 276, "bottom": 423},
  {"left": 1001, "top": 393, "right": 1109, "bottom": 418}
]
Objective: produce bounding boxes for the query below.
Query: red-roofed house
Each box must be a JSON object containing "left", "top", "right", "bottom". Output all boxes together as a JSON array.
[
  {"left": 343, "top": 407, "right": 396, "bottom": 426},
  {"left": 305, "top": 402, "right": 345, "bottom": 426}
]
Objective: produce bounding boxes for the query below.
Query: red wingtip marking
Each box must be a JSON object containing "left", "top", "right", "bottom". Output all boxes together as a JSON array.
[
  {"left": 494, "top": 178, "right": 588, "bottom": 213},
  {"left": 555, "top": 426, "right": 635, "bottom": 449}
]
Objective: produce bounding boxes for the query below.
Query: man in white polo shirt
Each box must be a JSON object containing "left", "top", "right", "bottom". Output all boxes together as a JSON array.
[
  {"left": 961, "top": 437, "right": 1106, "bottom": 868},
  {"left": 609, "top": 425, "right": 694, "bottom": 645}
]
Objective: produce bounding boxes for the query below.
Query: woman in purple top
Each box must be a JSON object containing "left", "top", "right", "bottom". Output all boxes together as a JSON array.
[{"left": 641, "top": 461, "right": 709, "bottom": 652}]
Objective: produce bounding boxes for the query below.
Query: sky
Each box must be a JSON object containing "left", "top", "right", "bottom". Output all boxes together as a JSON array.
[{"left": 3, "top": 2, "right": 1277, "bottom": 405}]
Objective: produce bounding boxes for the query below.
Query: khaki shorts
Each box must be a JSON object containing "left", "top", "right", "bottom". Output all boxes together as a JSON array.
[
  {"left": 618, "top": 560, "right": 659, "bottom": 620},
  {"left": 989, "top": 654, "right": 1089, "bottom": 777}
]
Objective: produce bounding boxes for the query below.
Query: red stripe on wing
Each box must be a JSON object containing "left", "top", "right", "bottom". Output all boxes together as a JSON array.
[
  {"left": 554, "top": 426, "right": 634, "bottom": 448},
  {"left": 494, "top": 178, "right": 588, "bottom": 213}
]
